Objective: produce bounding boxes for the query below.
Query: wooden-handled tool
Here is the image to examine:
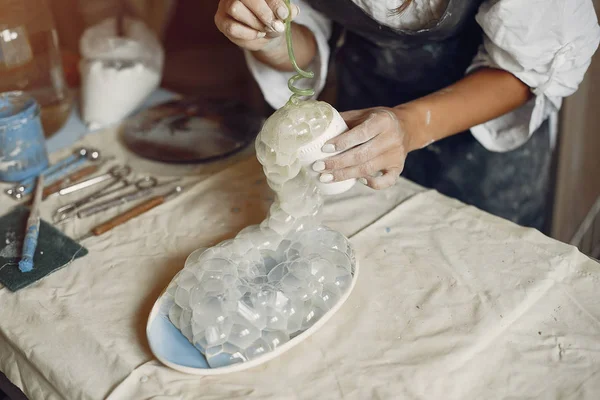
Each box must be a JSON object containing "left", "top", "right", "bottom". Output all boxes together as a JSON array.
[
  {"left": 77, "top": 186, "right": 184, "bottom": 241},
  {"left": 42, "top": 164, "right": 103, "bottom": 199}
]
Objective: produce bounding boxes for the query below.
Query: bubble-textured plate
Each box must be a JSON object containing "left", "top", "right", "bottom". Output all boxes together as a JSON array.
[{"left": 146, "top": 260, "right": 359, "bottom": 375}]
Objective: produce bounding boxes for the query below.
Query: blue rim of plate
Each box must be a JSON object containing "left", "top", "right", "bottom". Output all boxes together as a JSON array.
[{"left": 146, "top": 259, "right": 360, "bottom": 375}]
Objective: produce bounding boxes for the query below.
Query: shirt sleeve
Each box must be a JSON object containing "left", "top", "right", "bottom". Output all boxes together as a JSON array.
[
  {"left": 468, "top": 0, "right": 600, "bottom": 152},
  {"left": 244, "top": 0, "right": 333, "bottom": 109}
]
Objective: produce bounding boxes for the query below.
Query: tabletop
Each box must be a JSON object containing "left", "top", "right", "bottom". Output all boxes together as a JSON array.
[{"left": 0, "top": 92, "right": 599, "bottom": 400}]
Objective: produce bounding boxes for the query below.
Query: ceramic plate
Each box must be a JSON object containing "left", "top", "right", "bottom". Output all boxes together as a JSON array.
[
  {"left": 122, "top": 97, "right": 264, "bottom": 164},
  {"left": 146, "top": 260, "right": 359, "bottom": 375}
]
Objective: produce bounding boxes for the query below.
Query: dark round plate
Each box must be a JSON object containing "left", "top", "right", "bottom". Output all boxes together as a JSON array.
[{"left": 121, "top": 97, "right": 264, "bottom": 164}]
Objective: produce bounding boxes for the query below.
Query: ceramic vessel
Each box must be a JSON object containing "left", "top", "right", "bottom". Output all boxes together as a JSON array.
[{"left": 297, "top": 103, "right": 356, "bottom": 195}]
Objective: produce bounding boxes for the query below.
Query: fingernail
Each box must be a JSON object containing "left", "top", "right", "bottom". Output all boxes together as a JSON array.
[
  {"left": 272, "top": 20, "right": 285, "bottom": 33},
  {"left": 319, "top": 173, "right": 334, "bottom": 183},
  {"left": 276, "top": 5, "right": 289, "bottom": 19},
  {"left": 312, "top": 161, "right": 325, "bottom": 172},
  {"left": 322, "top": 144, "right": 336, "bottom": 153},
  {"left": 257, "top": 31, "right": 266, "bottom": 38},
  {"left": 292, "top": 4, "right": 300, "bottom": 18},
  {"left": 359, "top": 178, "right": 368, "bottom": 185}
]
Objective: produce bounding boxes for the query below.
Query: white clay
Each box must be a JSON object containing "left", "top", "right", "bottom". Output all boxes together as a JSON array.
[{"left": 165, "top": 100, "right": 357, "bottom": 368}]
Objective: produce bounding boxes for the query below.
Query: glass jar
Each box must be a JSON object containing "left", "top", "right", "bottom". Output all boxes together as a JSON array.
[
  {"left": 0, "top": 91, "right": 49, "bottom": 182},
  {"left": 0, "top": 0, "right": 73, "bottom": 137}
]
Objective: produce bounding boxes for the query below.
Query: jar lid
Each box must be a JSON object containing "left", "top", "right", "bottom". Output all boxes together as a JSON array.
[{"left": 0, "top": 91, "right": 39, "bottom": 125}]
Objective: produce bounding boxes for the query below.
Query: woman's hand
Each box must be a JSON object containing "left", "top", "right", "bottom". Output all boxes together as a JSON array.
[
  {"left": 215, "top": 0, "right": 299, "bottom": 52},
  {"left": 312, "top": 107, "right": 419, "bottom": 190},
  {"left": 311, "top": 67, "right": 533, "bottom": 190}
]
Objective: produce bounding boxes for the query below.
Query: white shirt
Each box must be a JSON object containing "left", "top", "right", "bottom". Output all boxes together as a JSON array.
[{"left": 245, "top": 0, "right": 600, "bottom": 152}]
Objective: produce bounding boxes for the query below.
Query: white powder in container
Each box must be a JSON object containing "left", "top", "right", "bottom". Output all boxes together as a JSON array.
[
  {"left": 79, "top": 17, "right": 164, "bottom": 129},
  {"left": 80, "top": 60, "right": 159, "bottom": 129}
]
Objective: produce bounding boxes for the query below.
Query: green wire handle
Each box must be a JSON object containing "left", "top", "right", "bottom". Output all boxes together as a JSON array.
[{"left": 284, "top": 0, "right": 314, "bottom": 104}]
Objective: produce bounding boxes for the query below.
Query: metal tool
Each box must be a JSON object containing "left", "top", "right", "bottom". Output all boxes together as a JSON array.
[
  {"left": 52, "top": 179, "right": 130, "bottom": 223},
  {"left": 42, "top": 158, "right": 113, "bottom": 199},
  {"left": 75, "top": 177, "right": 181, "bottom": 219},
  {"left": 52, "top": 176, "right": 180, "bottom": 223},
  {"left": 6, "top": 148, "right": 101, "bottom": 199},
  {"left": 18, "top": 175, "right": 44, "bottom": 273},
  {"left": 5, "top": 148, "right": 96, "bottom": 196},
  {"left": 77, "top": 185, "right": 184, "bottom": 241},
  {"left": 42, "top": 149, "right": 101, "bottom": 187},
  {"left": 53, "top": 165, "right": 131, "bottom": 197},
  {"left": 16, "top": 147, "right": 89, "bottom": 187}
]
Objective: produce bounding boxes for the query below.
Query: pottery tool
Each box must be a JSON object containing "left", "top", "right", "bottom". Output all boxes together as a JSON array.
[
  {"left": 52, "top": 165, "right": 131, "bottom": 197},
  {"left": 71, "top": 177, "right": 181, "bottom": 221},
  {"left": 18, "top": 175, "right": 44, "bottom": 273},
  {"left": 52, "top": 178, "right": 132, "bottom": 223},
  {"left": 42, "top": 158, "right": 113, "bottom": 199},
  {"left": 53, "top": 177, "right": 180, "bottom": 224},
  {"left": 0, "top": 206, "right": 88, "bottom": 292},
  {"left": 77, "top": 185, "right": 184, "bottom": 241},
  {"left": 12, "top": 147, "right": 90, "bottom": 189},
  {"left": 5, "top": 148, "right": 101, "bottom": 199}
]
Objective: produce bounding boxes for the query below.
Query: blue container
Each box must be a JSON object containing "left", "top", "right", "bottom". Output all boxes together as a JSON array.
[{"left": 0, "top": 91, "right": 49, "bottom": 182}]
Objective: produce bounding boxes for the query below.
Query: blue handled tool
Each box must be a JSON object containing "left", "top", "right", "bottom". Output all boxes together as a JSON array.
[
  {"left": 16, "top": 147, "right": 87, "bottom": 188},
  {"left": 5, "top": 148, "right": 101, "bottom": 199},
  {"left": 18, "top": 175, "right": 44, "bottom": 273}
]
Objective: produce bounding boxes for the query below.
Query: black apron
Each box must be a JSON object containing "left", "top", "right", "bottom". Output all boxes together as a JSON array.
[{"left": 304, "top": 0, "right": 552, "bottom": 233}]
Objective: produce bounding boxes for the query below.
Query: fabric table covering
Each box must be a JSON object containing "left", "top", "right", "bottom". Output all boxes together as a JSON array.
[{"left": 0, "top": 125, "right": 598, "bottom": 400}]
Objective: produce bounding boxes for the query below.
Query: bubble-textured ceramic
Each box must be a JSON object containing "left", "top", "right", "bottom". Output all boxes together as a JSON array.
[{"left": 147, "top": 101, "right": 359, "bottom": 373}]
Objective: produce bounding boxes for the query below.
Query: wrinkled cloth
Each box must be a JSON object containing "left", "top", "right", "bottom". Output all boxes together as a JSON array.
[
  {"left": 245, "top": 0, "right": 600, "bottom": 152},
  {"left": 0, "top": 127, "right": 599, "bottom": 399}
]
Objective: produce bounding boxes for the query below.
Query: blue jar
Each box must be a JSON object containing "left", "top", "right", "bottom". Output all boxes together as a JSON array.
[{"left": 0, "top": 91, "right": 49, "bottom": 182}]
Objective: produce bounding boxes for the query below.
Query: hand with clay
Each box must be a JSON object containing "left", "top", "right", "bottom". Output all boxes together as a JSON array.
[
  {"left": 312, "top": 107, "right": 416, "bottom": 190},
  {"left": 312, "top": 67, "right": 535, "bottom": 190},
  {"left": 215, "top": 0, "right": 316, "bottom": 72},
  {"left": 215, "top": 0, "right": 299, "bottom": 51}
]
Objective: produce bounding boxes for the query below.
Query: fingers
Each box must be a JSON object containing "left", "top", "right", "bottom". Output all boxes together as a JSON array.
[
  {"left": 290, "top": 3, "right": 300, "bottom": 19},
  {"left": 339, "top": 109, "right": 368, "bottom": 127},
  {"left": 318, "top": 148, "right": 405, "bottom": 184},
  {"left": 216, "top": 1, "right": 265, "bottom": 41},
  {"left": 321, "top": 114, "right": 380, "bottom": 154},
  {"left": 323, "top": 109, "right": 398, "bottom": 153},
  {"left": 266, "top": 0, "right": 292, "bottom": 19},
  {"left": 216, "top": 0, "right": 300, "bottom": 49},
  {"left": 217, "top": 16, "right": 267, "bottom": 40},
  {"left": 311, "top": 107, "right": 407, "bottom": 190},
  {"left": 228, "top": 0, "right": 266, "bottom": 32},
  {"left": 236, "top": 0, "right": 299, "bottom": 32},
  {"left": 315, "top": 132, "right": 399, "bottom": 171},
  {"left": 239, "top": 0, "right": 282, "bottom": 32},
  {"left": 265, "top": 0, "right": 300, "bottom": 20},
  {"left": 361, "top": 167, "right": 403, "bottom": 190}
]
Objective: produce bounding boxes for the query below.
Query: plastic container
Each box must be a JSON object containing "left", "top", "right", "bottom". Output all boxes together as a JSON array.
[
  {"left": 79, "top": 16, "right": 164, "bottom": 129},
  {"left": 0, "top": 91, "right": 49, "bottom": 182},
  {"left": 0, "top": 0, "right": 73, "bottom": 137}
]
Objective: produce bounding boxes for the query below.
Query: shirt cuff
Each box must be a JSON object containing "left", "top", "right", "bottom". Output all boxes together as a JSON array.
[
  {"left": 466, "top": 49, "right": 560, "bottom": 153},
  {"left": 244, "top": 4, "right": 332, "bottom": 109}
]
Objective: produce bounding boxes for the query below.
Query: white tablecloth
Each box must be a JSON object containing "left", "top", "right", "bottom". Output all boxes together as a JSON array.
[{"left": 1, "top": 123, "right": 599, "bottom": 400}]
